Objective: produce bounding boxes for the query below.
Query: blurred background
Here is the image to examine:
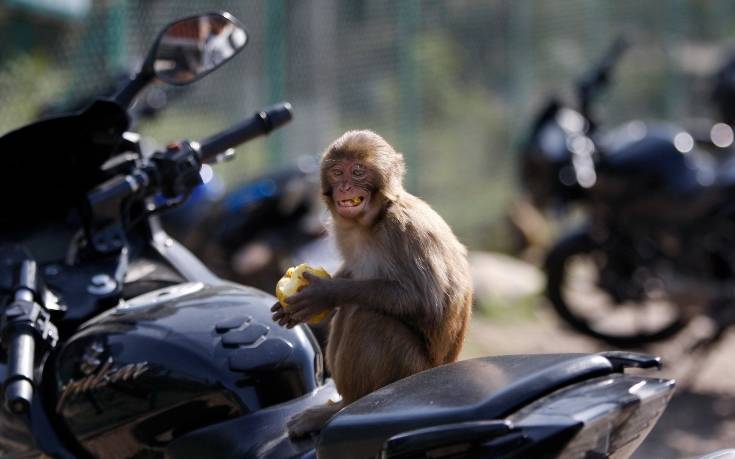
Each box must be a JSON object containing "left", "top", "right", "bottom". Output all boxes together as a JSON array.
[
  {"left": 2, "top": 1, "right": 735, "bottom": 457},
  {"left": 4, "top": 0, "right": 735, "bottom": 248}
]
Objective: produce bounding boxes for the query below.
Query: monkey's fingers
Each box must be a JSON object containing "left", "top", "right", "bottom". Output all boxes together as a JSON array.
[
  {"left": 283, "top": 293, "right": 305, "bottom": 305},
  {"left": 301, "top": 271, "right": 321, "bottom": 282},
  {"left": 271, "top": 301, "right": 284, "bottom": 312},
  {"left": 289, "top": 307, "right": 319, "bottom": 324},
  {"left": 276, "top": 314, "right": 292, "bottom": 327},
  {"left": 283, "top": 296, "right": 315, "bottom": 316}
]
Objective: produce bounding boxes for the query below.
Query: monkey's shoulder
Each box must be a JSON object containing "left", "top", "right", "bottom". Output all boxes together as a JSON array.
[
  {"left": 386, "top": 194, "right": 463, "bottom": 247},
  {"left": 388, "top": 193, "right": 441, "bottom": 224}
]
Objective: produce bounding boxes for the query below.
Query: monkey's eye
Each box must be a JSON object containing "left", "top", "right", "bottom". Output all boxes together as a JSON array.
[
  {"left": 352, "top": 165, "right": 366, "bottom": 178},
  {"left": 331, "top": 169, "right": 343, "bottom": 177}
]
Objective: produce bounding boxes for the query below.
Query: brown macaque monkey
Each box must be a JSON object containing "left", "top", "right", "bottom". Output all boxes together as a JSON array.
[{"left": 271, "top": 130, "right": 473, "bottom": 438}]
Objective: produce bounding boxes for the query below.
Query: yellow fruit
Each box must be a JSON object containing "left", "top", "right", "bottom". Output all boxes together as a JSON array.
[{"left": 275, "top": 263, "right": 331, "bottom": 324}]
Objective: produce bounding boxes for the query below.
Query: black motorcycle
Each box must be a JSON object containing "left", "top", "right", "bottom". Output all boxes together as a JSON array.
[
  {"left": 521, "top": 37, "right": 735, "bottom": 348},
  {"left": 0, "top": 14, "right": 674, "bottom": 458},
  {"left": 161, "top": 160, "right": 332, "bottom": 294}
]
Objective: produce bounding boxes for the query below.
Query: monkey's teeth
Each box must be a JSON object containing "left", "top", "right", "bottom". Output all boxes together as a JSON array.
[{"left": 339, "top": 197, "right": 363, "bottom": 207}]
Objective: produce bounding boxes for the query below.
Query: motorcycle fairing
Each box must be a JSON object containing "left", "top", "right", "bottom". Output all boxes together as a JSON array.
[
  {"left": 54, "top": 282, "right": 326, "bottom": 458},
  {"left": 0, "top": 99, "right": 129, "bottom": 231},
  {"left": 165, "top": 380, "right": 337, "bottom": 459}
]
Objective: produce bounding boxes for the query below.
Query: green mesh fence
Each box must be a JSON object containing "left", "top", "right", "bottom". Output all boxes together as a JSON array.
[{"left": 1, "top": 0, "right": 735, "bottom": 249}]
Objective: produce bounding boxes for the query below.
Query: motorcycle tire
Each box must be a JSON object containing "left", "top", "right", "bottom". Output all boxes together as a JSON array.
[{"left": 544, "top": 230, "right": 689, "bottom": 347}]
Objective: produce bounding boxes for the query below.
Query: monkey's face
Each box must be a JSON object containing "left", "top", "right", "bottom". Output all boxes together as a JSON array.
[{"left": 326, "top": 159, "right": 374, "bottom": 221}]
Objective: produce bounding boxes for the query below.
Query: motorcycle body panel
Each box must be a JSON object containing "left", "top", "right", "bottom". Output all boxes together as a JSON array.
[
  {"left": 166, "top": 379, "right": 336, "bottom": 459},
  {"left": 315, "top": 353, "right": 673, "bottom": 459},
  {"left": 521, "top": 101, "right": 590, "bottom": 206},
  {"left": 53, "top": 282, "right": 326, "bottom": 458},
  {"left": 162, "top": 352, "right": 674, "bottom": 459},
  {"left": 504, "top": 373, "right": 674, "bottom": 458},
  {"left": 0, "top": 100, "right": 130, "bottom": 229},
  {"left": 600, "top": 122, "right": 717, "bottom": 194},
  {"left": 594, "top": 123, "right": 734, "bottom": 227}
]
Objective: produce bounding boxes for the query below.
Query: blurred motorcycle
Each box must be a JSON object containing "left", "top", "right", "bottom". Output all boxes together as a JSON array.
[
  {"left": 520, "top": 37, "right": 735, "bottom": 347},
  {"left": 161, "top": 158, "right": 338, "bottom": 294}
]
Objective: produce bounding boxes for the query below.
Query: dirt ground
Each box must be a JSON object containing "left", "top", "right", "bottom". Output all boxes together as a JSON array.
[{"left": 464, "top": 252, "right": 735, "bottom": 459}]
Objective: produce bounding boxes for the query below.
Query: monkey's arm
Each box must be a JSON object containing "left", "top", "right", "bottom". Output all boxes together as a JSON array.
[
  {"left": 330, "top": 278, "right": 419, "bottom": 316},
  {"left": 272, "top": 274, "right": 423, "bottom": 327},
  {"left": 334, "top": 266, "right": 352, "bottom": 279}
]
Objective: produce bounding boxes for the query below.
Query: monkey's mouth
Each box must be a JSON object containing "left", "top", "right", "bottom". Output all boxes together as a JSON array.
[{"left": 337, "top": 196, "right": 364, "bottom": 208}]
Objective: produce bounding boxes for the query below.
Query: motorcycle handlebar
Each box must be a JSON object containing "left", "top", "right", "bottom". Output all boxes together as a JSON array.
[
  {"left": 197, "top": 102, "right": 293, "bottom": 163},
  {"left": 579, "top": 36, "right": 630, "bottom": 98},
  {"left": 85, "top": 103, "right": 293, "bottom": 237},
  {"left": 576, "top": 36, "right": 630, "bottom": 131},
  {"left": 3, "top": 289, "right": 36, "bottom": 415},
  {"left": 5, "top": 330, "right": 35, "bottom": 414}
]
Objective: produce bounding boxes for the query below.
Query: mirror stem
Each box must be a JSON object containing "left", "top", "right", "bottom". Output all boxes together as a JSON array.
[{"left": 113, "top": 71, "right": 153, "bottom": 108}]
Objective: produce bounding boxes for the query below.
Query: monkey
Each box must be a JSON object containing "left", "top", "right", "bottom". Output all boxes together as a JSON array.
[{"left": 271, "top": 130, "right": 473, "bottom": 438}]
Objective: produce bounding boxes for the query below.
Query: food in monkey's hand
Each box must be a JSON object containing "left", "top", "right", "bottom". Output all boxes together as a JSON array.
[{"left": 275, "top": 264, "right": 331, "bottom": 324}]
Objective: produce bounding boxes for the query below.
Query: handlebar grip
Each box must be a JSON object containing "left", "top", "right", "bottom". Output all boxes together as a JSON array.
[
  {"left": 4, "top": 327, "right": 35, "bottom": 414},
  {"left": 198, "top": 102, "right": 293, "bottom": 162}
]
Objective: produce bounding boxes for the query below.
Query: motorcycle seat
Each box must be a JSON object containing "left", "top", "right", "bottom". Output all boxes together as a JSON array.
[{"left": 317, "top": 353, "right": 614, "bottom": 459}]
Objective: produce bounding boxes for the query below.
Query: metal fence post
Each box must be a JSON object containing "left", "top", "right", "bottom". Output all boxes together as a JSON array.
[
  {"left": 398, "top": 0, "right": 420, "bottom": 192},
  {"left": 105, "top": 0, "right": 127, "bottom": 76},
  {"left": 665, "top": 0, "right": 689, "bottom": 118},
  {"left": 266, "top": 0, "right": 286, "bottom": 166},
  {"left": 507, "top": 0, "right": 533, "bottom": 151}
]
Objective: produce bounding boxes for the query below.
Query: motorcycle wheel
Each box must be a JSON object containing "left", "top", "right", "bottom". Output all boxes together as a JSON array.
[{"left": 545, "top": 231, "right": 689, "bottom": 347}]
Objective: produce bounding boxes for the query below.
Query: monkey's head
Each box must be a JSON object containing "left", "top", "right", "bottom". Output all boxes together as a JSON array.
[{"left": 321, "top": 130, "right": 405, "bottom": 226}]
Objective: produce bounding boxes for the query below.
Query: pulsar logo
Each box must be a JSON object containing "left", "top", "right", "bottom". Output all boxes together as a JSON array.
[{"left": 56, "top": 358, "right": 149, "bottom": 413}]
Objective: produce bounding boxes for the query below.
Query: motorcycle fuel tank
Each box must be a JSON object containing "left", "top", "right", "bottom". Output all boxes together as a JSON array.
[
  {"left": 53, "top": 282, "right": 324, "bottom": 458},
  {"left": 601, "top": 122, "right": 716, "bottom": 196}
]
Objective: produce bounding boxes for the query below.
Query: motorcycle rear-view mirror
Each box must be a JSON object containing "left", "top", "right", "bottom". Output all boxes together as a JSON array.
[
  {"left": 114, "top": 12, "right": 247, "bottom": 107},
  {"left": 152, "top": 13, "right": 248, "bottom": 85}
]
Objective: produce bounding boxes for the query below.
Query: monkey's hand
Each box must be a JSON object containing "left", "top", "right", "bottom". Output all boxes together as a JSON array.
[{"left": 271, "top": 272, "right": 340, "bottom": 328}]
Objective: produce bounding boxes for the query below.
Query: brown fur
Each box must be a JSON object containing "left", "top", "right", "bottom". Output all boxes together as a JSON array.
[{"left": 281, "top": 130, "right": 472, "bottom": 438}]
